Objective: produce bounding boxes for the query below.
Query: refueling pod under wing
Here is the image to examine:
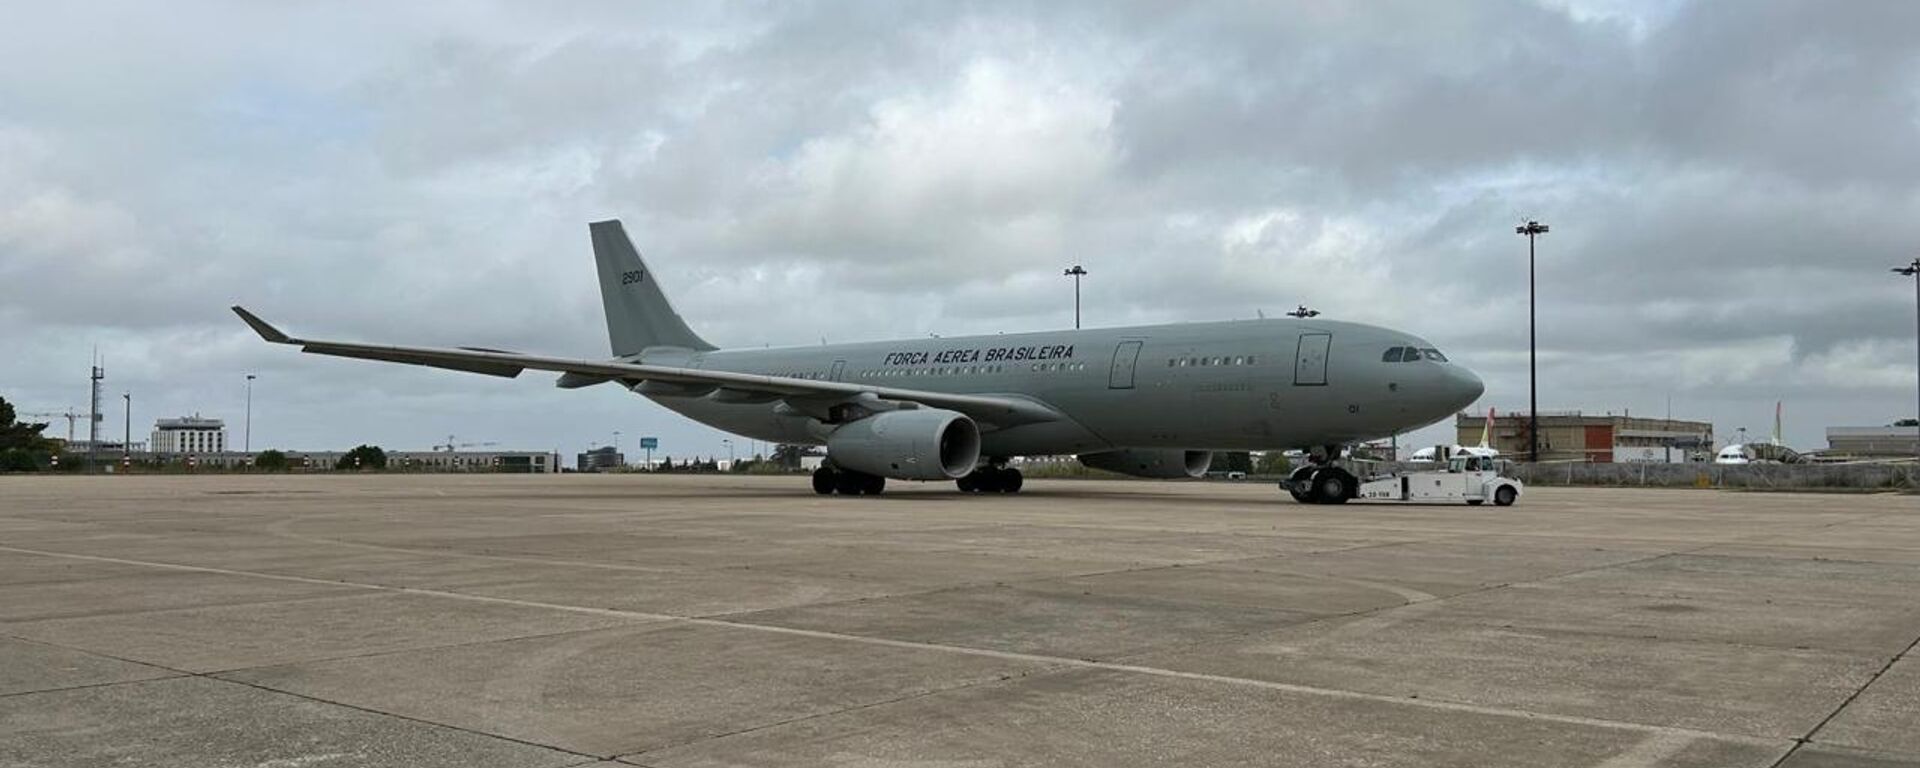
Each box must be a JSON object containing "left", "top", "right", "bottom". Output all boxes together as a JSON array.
[{"left": 1078, "top": 449, "right": 1212, "bottom": 479}]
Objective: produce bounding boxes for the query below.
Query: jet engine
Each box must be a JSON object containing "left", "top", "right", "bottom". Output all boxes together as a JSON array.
[
  {"left": 827, "top": 408, "right": 982, "bottom": 481},
  {"left": 1078, "top": 448, "right": 1212, "bottom": 479}
]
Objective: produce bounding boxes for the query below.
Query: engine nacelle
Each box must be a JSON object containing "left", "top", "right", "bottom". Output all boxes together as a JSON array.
[
  {"left": 1078, "top": 448, "right": 1212, "bottom": 479},
  {"left": 827, "top": 408, "right": 982, "bottom": 481}
]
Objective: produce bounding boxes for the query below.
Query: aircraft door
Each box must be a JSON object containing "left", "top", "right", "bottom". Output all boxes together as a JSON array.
[
  {"left": 829, "top": 360, "right": 846, "bottom": 381},
  {"left": 1294, "top": 333, "right": 1331, "bottom": 386},
  {"left": 1108, "top": 341, "right": 1143, "bottom": 389}
]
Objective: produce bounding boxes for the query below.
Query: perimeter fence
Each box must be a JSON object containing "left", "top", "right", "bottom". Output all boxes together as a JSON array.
[{"left": 1492, "top": 461, "right": 1917, "bottom": 491}]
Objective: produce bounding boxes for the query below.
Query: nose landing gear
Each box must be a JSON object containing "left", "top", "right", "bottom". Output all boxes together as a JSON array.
[{"left": 1284, "top": 445, "right": 1357, "bottom": 504}]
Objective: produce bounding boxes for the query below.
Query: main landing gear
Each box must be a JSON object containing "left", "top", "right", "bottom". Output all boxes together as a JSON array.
[
  {"left": 812, "top": 466, "right": 886, "bottom": 496},
  {"left": 1285, "top": 446, "right": 1357, "bottom": 505},
  {"left": 956, "top": 463, "right": 1023, "bottom": 494},
  {"left": 810, "top": 461, "right": 1025, "bottom": 496}
]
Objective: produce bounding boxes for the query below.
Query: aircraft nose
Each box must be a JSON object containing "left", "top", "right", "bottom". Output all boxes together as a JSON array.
[{"left": 1448, "top": 366, "right": 1485, "bottom": 408}]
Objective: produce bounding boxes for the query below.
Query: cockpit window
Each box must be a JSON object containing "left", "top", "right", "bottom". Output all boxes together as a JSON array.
[
  {"left": 1382, "top": 347, "right": 1405, "bottom": 362},
  {"left": 1403, "top": 347, "right": 1422, "bottom": 361},
  {"left": 1421, "top": 348, "right": 1448, "bottom": 362}
]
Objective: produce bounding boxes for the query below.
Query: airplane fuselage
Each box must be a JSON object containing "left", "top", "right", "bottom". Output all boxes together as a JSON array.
[{"left": 640, "top": 317, "right": 1484, "bottom": 457}]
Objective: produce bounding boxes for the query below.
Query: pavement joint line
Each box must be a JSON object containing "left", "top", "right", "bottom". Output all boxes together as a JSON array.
[
  {"left": 0, "top": 630, "right": 613, "bottom": 765},
  {"left": 3, "top": 633, "right": 611, "bottom": 760},
  {"left": 196, "top": 621, "right": 668, "bottom": 677},
  {"left": 1774, "top": 625, "right": 1920, "bottom": 767},
  {"left": 0, "top": 672, "right": 193, "bottom": 701},
  {"left": 0, "top": 588, "right": 381, "bottom": 625},
  {"left": 210, "top": 672, "right": 612, "bottom": 763},
  {"left": 0, "top": 541, "right": 1794, "bottom": 751}
]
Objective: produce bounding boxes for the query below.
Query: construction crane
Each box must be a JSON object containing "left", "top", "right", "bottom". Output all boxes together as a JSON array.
[
  {"left": 434, "top": 435, "right": 499, "bottom": 452},
  {"left": 20, "top": 409, "right": 99, "bottom": 444}
]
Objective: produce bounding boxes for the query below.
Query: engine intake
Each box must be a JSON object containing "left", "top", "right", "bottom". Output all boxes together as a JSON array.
[
  {"left": 827, "top": 408, "right": 981, "bottom": 481},
  {"left": 1078, "top": 448, "right": 1212, "bottom": 479}
]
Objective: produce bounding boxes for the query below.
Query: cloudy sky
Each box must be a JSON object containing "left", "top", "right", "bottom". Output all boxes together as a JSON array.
[{"left": 4, "top": 0, "right": 1918, "bottom": 462}]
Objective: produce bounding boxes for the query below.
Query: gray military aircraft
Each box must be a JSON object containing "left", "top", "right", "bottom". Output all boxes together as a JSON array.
[{"left": 234, "top": 219, "right": 1483, "bottom": 502}]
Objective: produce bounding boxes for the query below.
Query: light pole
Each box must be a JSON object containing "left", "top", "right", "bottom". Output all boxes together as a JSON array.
[
  {"left": 1895, "top": 257, "right": 1920, "bottom": 465},
  {"left": 243, "top": 374, "right": 256, "bottom": 453},
  {"left": 1516, "top": 220, "right": 1549, "bottom": 463},
  {"left": 722, "top": 438, "right": 734, "bottom": 469},
  {"left": 1063, "top": 265, "right": 1088, "bottom": 329},
  {"left": 612, "top": 430, "right": 621, "bottom": 465},
  {"left": 122, "top": 392, "right": 131, "bottom": 458}
]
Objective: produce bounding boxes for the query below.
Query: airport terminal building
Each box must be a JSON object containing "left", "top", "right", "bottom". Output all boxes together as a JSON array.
[
  {"left": 1457, "top": 411, "right": 1715, "bottom": 463},
  {"left": 1824, "top": 425, "right": 1920, "bottom": 459}
]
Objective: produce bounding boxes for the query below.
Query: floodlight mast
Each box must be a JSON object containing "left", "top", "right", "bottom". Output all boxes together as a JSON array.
[
  {"left": 1516, "top": 220, "right": 1549, "bottom": 463},
  {"left": 1895, "top": 257, "right": 1920, "bottom": 466},
  {"left": 1063, "top": 265, "right": 1089, "bottom": 329}
]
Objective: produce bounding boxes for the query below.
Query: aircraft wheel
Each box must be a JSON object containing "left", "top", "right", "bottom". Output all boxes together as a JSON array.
[
  {"left": 956, "top": 472, "right": 979, "bottom": 493},
  {"left": 834, "top": 470, "right": 869, "bottom": 495},
  {"left": 1000, "top": 469, "right": 1023, "bottom": 494},
  {"left": 1286, "top": 467, "right": 1315, "bottom": 503},
  {"left": 1311, "top": 468, "right": 1354, "bottom": 505},
  {"left": 1494, "top": 485, "right": 1517, "bottom": 507},
  {"left": 865, "top": 474, "right": 887, "bottom": 495},
  {"left": 812, "top": 467, "right": 837, "bottom": 495}
]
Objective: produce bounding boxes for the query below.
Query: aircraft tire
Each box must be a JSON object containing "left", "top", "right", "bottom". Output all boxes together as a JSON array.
[
  {"left": 865, "top": 474, "right": 887, "bottom": 495},
  {"left": 1311, "top": 468, "right": 1354, "bottom": 505},
  {"left": 957, "top": 472, "right": 980, "bottom": 493},
  {"left": 1287, "top": 467, "right": 1315, "bottom": 503},
  {"left": 812, "top": 468, "right": 837, "bottom": 495},
  {"left": 1000, "top": 469, "right": 1023, "bottom": 494},
  {"left": 1494, "top": 485, "right": 1517, "bottom": 507},
  {"left": 834, "top": 470, "right": 869, "bottom": 495}
]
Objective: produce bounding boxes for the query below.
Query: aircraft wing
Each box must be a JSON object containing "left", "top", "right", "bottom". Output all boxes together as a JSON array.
[{"left": 231, "top": 307, "right": 1062, "bottom": 428}]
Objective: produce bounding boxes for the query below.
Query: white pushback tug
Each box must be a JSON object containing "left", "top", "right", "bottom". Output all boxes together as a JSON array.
[{"left": 1354, "top": 454, "right": 1523, "bottom": 506}]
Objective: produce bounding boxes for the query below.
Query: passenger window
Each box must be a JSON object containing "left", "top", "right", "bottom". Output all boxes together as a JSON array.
[
  {"left": 1232, "top": 356, "right": 1245, "bottom": 365},
  {"left": 1247, "top": 356, "right": 1257, "bottom": 365}
]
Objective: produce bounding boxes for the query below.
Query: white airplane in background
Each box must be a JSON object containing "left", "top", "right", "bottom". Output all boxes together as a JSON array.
[
  {"left": 1716, "top": 402, "right": 1802, "bottom": 465},
  {"left": 1410, "top": 408, "right": 1500, "bottom": 462}
]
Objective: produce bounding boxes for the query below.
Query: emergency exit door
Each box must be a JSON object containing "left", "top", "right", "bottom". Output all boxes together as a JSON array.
[
  {"left": 1109, "top": 341, "right": 1143, "bottom": 389},
  {"left": 1294, "top": 333, "right": 1331, "bottom": 386}
]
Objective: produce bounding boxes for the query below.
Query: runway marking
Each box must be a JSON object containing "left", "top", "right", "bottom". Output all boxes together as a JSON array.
[{"left": 0, "top": 543, "right": 1786, "bottom": 751}]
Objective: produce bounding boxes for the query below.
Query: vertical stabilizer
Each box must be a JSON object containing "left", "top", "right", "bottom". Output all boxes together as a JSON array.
[
  {"left": 1773, "top": 401, "right": 1783, "bottom": 446},
  {"left": 1479, "top": 408, "right": 1495, "bottom": 449},
  {"left": 589, "top": 220, "right": 717, "bottom": 356}
]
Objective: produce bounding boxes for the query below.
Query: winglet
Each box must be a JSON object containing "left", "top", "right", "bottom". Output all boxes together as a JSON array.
[{"left": 231, "top": 306, "right": 294, "bottom": 344}]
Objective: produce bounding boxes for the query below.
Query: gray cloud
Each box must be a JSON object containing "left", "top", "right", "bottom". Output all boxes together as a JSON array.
[{"left": 3, "top": 0, "right": 1918, "bottom": 457}]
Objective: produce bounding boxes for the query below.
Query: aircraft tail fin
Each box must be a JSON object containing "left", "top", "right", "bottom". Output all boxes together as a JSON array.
[
  {"left": 589, "top": 219, "right": 717, "bottom": 356},
  {"left": 1479, "top": 407, "right": 1495, "bottom": 449},
  {"left": 1773, "top": 401, "right": 1783, "bottom": 446}
]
